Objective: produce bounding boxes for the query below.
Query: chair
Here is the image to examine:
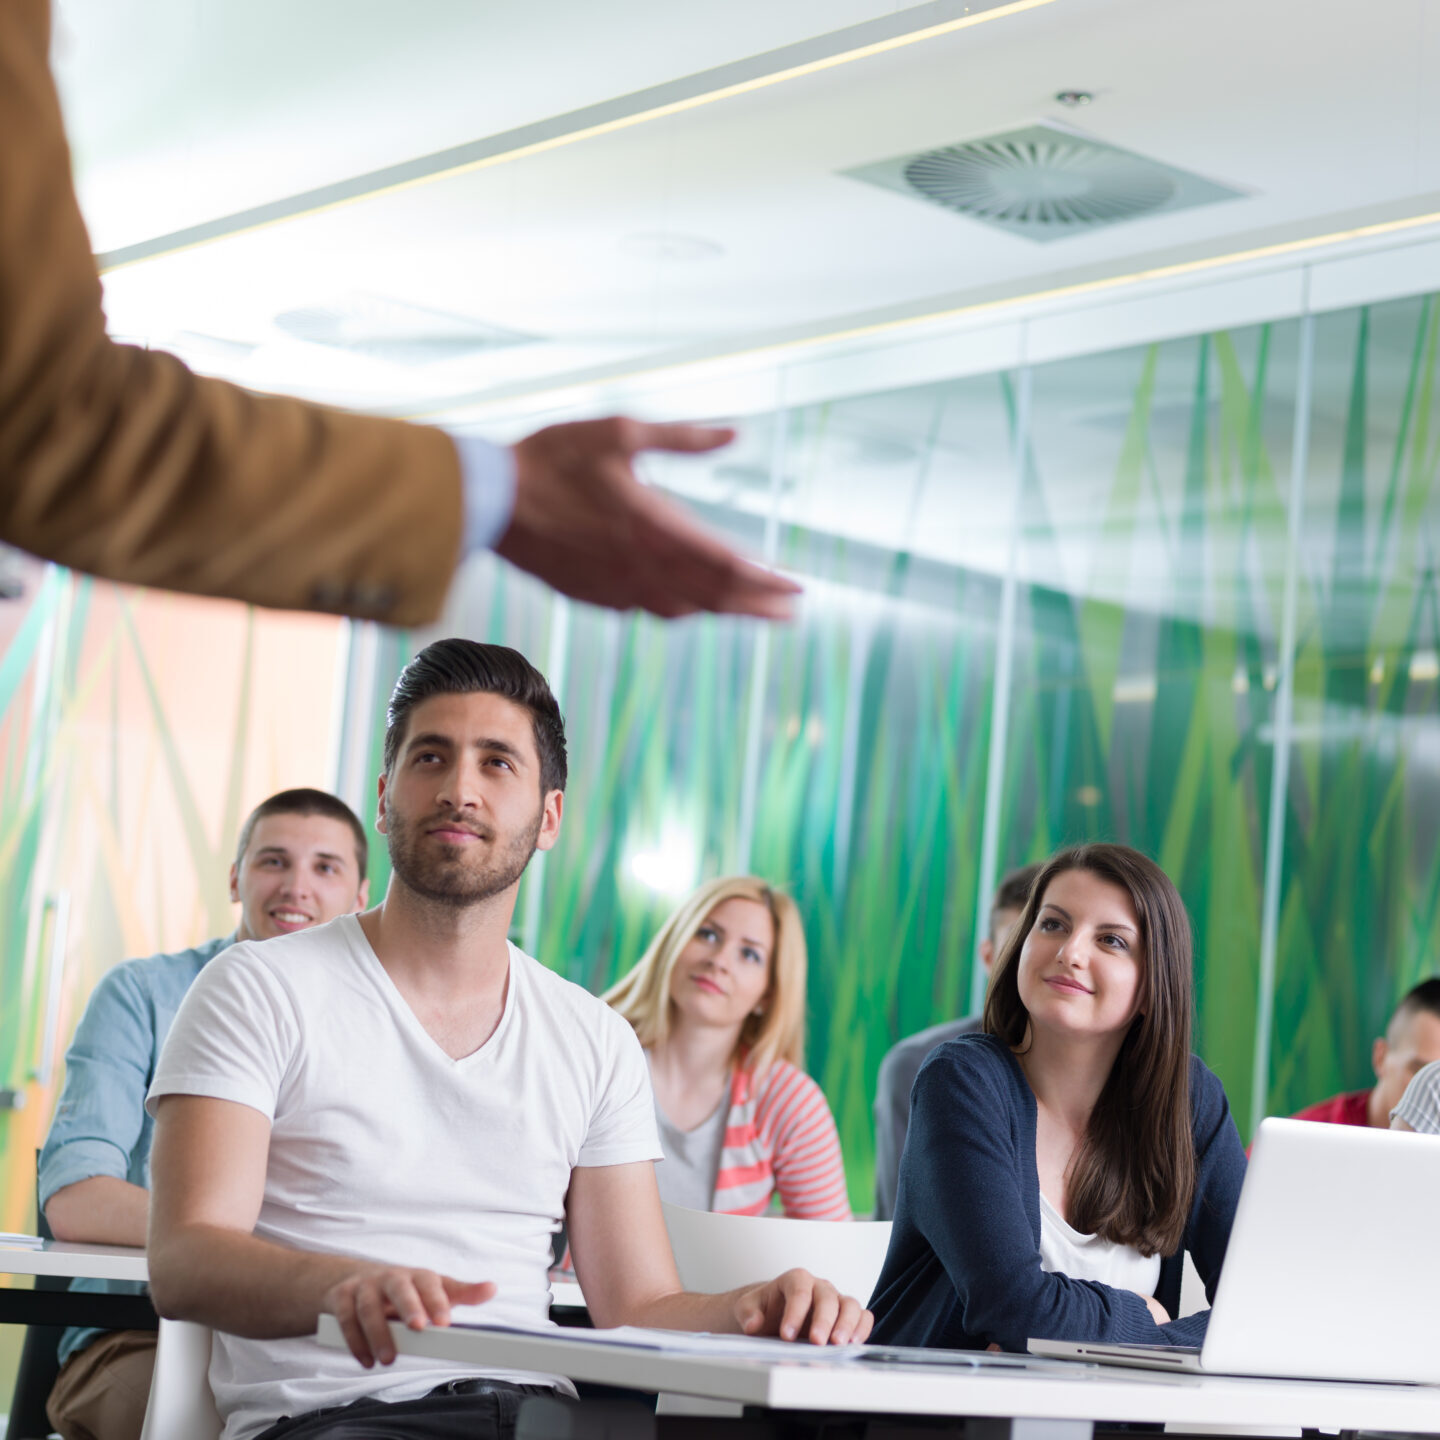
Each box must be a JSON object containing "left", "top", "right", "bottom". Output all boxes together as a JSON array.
[
  {"left": 6, "top": 1153, "right": 161, "bottom": 1440},
  {"left": 657, "top": 1202, "right": 892, "bottom": 1420},
  {"left": 137, "top": 1319, "right": 221, "bottom": 1440},
  {"left": 1179, "top": 1249, "right": 1209, "bottom": 1317},
  {"left": 660, "top": 1201, "right": 892, "bottom": 1305},
  {"left": 6, "top": 1160, "right": 68, "bottom": 1440}
]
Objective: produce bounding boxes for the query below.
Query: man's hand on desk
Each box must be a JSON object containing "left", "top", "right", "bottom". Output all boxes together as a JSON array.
[
  {"left": 322, "top": 1265, "right": 497, "bottom": 1369},
  {"left": 732, "top": 1267, "right": 873, "bottom": 1347},
  {"left": 567, "top": 1162, "right": 871, "bottom": 1346},
  {"left": 502, "top": 418, "right": 801, "bottom": 621}
]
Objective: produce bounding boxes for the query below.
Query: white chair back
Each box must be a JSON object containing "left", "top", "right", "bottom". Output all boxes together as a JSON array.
[
  {"left": 139, "top": 1319, "right": 222, "bottom": 1440},
  {"left": 660, "top": 1200, "right": 892, "bottom": 1305},
  {"left": 1180, "top": 1249, "right": 1210, "bottom": 1316}
]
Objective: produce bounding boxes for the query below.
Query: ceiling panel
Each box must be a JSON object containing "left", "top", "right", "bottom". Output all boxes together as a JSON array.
[{"left": 77, "top": 0, "right": 1440, "bottom": 418}]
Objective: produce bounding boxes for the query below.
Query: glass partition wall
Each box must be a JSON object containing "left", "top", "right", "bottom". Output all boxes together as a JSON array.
[
  {"left": 327, "top": 290, "right": 1440, "bottom": 1207},
  {"left": 4, "top": 292, "right": 1438, "bottom": 1220}
]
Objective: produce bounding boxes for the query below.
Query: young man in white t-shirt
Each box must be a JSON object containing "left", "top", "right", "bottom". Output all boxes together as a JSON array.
[{"left": 146, "top": 639, "right": 870, "bottom": 1440}]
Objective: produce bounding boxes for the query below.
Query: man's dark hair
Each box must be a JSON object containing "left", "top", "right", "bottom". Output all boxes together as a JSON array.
[
  {"left": 1390, "top": 976, "right": 1440, "bottom": 1038},
  {"left": 234, "top": 789, "right": 368, "bottom": 875},
  {"left": 382, "top": 639, "right": 567, "bottom": 794},
  {"left": 990, "top": 863, "right": 1042, "bottom": 939}
]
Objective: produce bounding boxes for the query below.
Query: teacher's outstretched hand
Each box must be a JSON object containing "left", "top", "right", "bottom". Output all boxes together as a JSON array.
[{"left": 503, "top": 418, "right": 799, "bottom": 620}]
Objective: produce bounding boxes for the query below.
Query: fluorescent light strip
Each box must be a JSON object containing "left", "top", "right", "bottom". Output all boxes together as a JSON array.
[
  {"left": 96, "top": 0, "right": 1055, "bottom": 273},
  {"left": 414, "top": 206, "right": 1440, "bottom": 421}
]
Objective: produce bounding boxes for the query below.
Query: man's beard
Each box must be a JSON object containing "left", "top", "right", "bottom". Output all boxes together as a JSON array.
[{"left": 386, "top": 801, "right": 543, "bottom": 909}]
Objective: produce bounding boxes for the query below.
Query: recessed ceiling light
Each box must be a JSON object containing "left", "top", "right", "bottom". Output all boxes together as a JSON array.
[
  {"left": 619, "top": 232, "right": 725, "bottom": 262},
  {"left": 1055, "top": 90, "right": 1095, "bottom": 107}
]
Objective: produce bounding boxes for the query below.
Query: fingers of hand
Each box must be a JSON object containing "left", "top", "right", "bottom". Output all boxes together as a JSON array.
[
  {"left": 733, "top": 1285, "right": 766, "bottom": 1335},
  {"left": 442, "top": 1277, "right": 498, "bottom": 1319},
  {"left": 804, "top": 1282, "right": 841, "bottom": 1346},
  {"left": 334, "top": 1268, "right": 478, "bottom": 1367},
  {"left": 411, "top": 1271, "right": 452, "bottom": 1329},
  {"left": 627, "top": 489, "right": 799, "bottom": 618},
  {"left": 333, "top": 1301, "right": 375, "bottom": 1369},
  {"left": 777, "top": 1269, "right": 816, "bottom": 1343},
  {"left": 353, "top": 1283, "right": 400, "bottom": 1366},
  {"left": 711, "top": 560, "right": 800, "bottom": 619},
  {"left": 824, "top": 1294, "right": 869, "bottom": 1347},
  {"left": 325, "top": 1278, "right": 382, "bottom": 1368},
  {"left": 382, "top": 1272, "right": 437, "bottom": 1333},
  {"left": 510, "top": 425, "right": 802, "bottom": 619}
]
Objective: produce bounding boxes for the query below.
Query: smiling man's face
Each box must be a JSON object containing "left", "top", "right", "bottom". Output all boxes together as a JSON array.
[{"left": 232, "top": 812, "right": 368, "bottom": 942}]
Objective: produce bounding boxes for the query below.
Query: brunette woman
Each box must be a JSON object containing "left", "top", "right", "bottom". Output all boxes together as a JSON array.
[
  {"left": 605, "top": 876, "right": 850, "bottom": 1219},
  {"left": 869, "top": 843, "right": 1246, "bottom": 1351}
]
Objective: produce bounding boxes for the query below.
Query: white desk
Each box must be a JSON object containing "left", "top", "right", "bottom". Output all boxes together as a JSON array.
[
  {"left": 0, "top": 1238, "right": 153, "bottom": 1329},
  {"left": 0, "top": 1238, "right": 148, "bottom": 1284},
  {"left": 315, "top": 1317, "right": 1440, "bottom": 1439},
  {"left": 0, "top": 1244, "right": 582, "bottom": 1331}
]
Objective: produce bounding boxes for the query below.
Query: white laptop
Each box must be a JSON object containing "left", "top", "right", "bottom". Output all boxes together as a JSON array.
[{"left": 1028, "top": 1117, "right": 1440, "bottom": 1385}]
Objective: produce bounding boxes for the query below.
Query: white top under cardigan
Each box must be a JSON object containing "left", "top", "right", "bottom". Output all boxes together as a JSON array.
[{"left": 1038, "top": 1192, "right": 1162, "bottom": 1296}]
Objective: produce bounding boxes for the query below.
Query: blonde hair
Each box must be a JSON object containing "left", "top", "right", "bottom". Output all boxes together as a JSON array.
[{"left": 603, "top": 875, "right": 808, "bottom": 1076}]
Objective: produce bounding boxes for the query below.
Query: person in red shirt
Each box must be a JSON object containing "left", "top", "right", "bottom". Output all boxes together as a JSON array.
[{"left": 1292, "top": 978, "right": 1440, "bottom": 1128}]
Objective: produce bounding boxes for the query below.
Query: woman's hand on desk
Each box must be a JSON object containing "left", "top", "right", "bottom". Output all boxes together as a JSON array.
[
  {"left": 733, "top": 1268, "right": 874, "bottom": 1346},
  {"left": 322, "top": 1266, "right": 497, "bottom": 1369},
  {"left": 1135, "top": 1292, "right": 1169, "bottom": 1326}
]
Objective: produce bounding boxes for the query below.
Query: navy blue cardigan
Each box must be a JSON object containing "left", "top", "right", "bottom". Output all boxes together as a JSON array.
[{"left": 868, "top": 1033, "right": 1247, "bottom": 1352}]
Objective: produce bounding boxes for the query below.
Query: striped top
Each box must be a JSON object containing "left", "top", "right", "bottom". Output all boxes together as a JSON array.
[
  {"left": 1393, "top": 1059, "right": 1440, "bottom": 1135},
  {"left": 712, "top": 1057, "right": 851, "bottom": 1219}
]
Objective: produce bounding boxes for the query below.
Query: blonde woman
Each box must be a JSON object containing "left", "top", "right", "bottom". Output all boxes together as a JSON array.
[{"left": 605, "top": 876, "right": 851, "bottom": 1219}]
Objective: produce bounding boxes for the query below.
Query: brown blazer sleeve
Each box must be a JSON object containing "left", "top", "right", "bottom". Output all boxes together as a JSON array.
[{"left": 0, "top": 0, "right": 464, "bottom": 625}]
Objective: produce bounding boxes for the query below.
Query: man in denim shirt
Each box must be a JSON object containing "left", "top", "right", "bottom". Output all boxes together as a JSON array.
[{"left": 38, "top": 788, "right": 370, "bottom": 1440}]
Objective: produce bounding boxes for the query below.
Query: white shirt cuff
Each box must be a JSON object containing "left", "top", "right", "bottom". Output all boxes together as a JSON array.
[{"left": 450, "top": 433, "right": 518, "bottom": 556}]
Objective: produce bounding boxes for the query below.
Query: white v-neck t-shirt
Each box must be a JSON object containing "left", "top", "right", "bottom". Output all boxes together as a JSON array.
[
  {"left": 1037, "top": 1191, "right": 1161, "bottom": 1296},
  {"left": 148, "top": 915, "right": 662, "bottom": 1440}
]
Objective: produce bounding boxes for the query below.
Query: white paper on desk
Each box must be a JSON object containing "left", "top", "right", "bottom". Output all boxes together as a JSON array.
[
  {"left": 447, "top": 1320, "right": 865, "bottom": 1364},
  {"left": 0, "top": 1234, "right": 47, "bottom": 1249}
]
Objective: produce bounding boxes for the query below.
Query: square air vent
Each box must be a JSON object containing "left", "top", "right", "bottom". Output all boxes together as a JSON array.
[{"left": 843, "top": 121, "right": 1242, "bottom": 242}]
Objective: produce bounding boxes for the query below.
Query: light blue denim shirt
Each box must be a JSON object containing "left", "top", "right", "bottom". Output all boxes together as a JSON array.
[{"left": 39, "top": 933, "right": 234, "bottom": 1365}]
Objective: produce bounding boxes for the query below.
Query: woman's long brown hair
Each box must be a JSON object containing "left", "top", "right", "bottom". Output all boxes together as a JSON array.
[{"left": 983, "top": 843, "right": 1196, "bottom": 1257}]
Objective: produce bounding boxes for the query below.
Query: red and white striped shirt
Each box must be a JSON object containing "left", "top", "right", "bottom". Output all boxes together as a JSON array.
[{"left": 712, "top": 1058, "right": 851, "bottom": 1220}]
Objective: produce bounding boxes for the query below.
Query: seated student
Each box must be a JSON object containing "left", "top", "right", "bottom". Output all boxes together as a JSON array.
[
  {"left": 39, "top": 789, "right": 370, "bottom": 1440},
  {"left": 1291, "top": 977, "right": 1440, "bottom": 1128},
  {"left": 604, "top": 876, "right": 850, "bottom": 1219},
  {"left": 146, "top": 642, "right": 869, "bottom": 1440},
  {"left": 873, "top": 863, "right": 1041, "bottom": 1220},
  {"left": 868, "top": 842, "right": 1246, "bottom": 1353},
  {"left": 1391, "top": 1058, "right": 1440, "bottom": 1134}
]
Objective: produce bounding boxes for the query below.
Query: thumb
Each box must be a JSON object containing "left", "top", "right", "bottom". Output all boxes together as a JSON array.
[
  {"left": 734, "top": 1289, "right": 767, "bottom": 1335},
  {"left": 628, "top": 421, "right": 736, "bottom": 456},
  {"left": 443, "top": 1279, "right": 497, "bottom": 1305}
]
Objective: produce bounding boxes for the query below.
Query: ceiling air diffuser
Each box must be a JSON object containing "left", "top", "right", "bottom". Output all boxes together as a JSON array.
[{"left": 843, "top": 122, "right": 1242, "bottom": 242}]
